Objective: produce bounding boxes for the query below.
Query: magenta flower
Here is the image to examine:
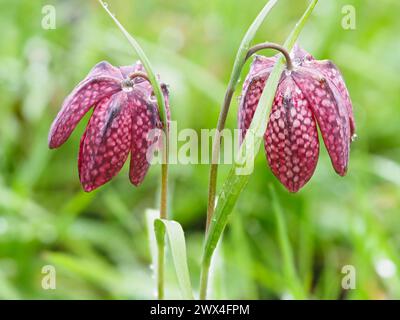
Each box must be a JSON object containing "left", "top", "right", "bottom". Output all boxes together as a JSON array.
[
  {"left": 49, "top": 61, "right": 169, "bottom": 192},
  {"left": 239, "top": 44, "right": 355, "bottom": 192}
]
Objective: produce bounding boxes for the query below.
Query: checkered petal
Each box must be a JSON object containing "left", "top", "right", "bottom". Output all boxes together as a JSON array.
[
  {"left": 78, "top": 91, "right": 132, "bottom": 192},
  {"left": 265, "top": 76, "right": 319, "bottom": 192},
  {"left": 48, "top": 61, "right": 122, "bottom": 148},
  {"left": 293, "top": 68, "right": 350, "bottom": 175}
]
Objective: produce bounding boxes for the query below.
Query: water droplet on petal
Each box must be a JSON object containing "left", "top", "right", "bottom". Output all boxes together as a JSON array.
[
  {"left": 149, "top": 96, "right": 157, "bottom": 103},
  {"left": 122, "top": 86, "right": 133, "bottom": 92},
  {"left": 121, "top": 79, "right": 134, "bottom": 92},
  {"left": 351, "top": 133, "right": 358, "bottom": 142}
]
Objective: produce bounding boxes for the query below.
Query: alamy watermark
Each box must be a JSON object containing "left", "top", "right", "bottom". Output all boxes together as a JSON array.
[
  {"left": 41, "top": 5, "right": 56, "bottom": 30},
  {"left": 341, "top": 264, "right": 356, "bottom": 290},
  {"left": 41, "top": 265, "right": 56, "bottom": 290},
  {"left": 145, "top": 121, "right": 257, "bottom": 175},
  {"left": 341, "top": 5, "right": 356, "bottom": 30}
]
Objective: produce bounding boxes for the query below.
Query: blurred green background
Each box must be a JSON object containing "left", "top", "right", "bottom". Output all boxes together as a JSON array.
[{"left": 0, "top": 0, "right": 399, "bottom": 299}]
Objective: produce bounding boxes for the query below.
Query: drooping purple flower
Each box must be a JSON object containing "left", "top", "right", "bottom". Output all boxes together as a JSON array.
[
  {"left": 239, "top": 44, "right": 355, "bottom": 192},
  {"left": 49, "top": 61, "right": 169, "bottom": 192}
]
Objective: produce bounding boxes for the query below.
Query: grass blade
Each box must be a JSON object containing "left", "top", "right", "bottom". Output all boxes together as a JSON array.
[
  {"left": 154, "top": 219, "right": 194, "bottom": 300},
  {"left": 97, "top": 0, "right": 167, "bottom": 123},
  {"left": 98, "top": 0, "right": 170, "bottom": 298},
  {"left": 201, "top": 0, "right": 319, "bottom": 295},
  {"left": 206, "top": 0, "right": 279, "bottom": 232}
]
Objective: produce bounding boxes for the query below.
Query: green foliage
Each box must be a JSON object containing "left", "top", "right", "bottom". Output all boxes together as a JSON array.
[
  {"left": 0, "top": 0, "right": 399, "bottom": 299},
  {"left": 154, "top": 218, "right": 193, "bottom": 299}
]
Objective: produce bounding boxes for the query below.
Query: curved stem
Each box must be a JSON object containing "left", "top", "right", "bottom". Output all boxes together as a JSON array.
[
  {"left": 206, "top": 0, "right": 279, "bottom": 234},
  {"left": 202, "top": 0, "right": 319, "bottom": 300},
  {"left": 206, "top": 42, "right": 293, "bottom": 233},
  {"left": 128, "top": 71, "right": 150, "bottom": 82},
  {"left": 245, "top": 42, "right": 293, "bottom": 70}
]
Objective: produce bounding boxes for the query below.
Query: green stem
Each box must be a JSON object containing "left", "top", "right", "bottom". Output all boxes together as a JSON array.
[
  {"left": 160, "top": 163, "right": 168, "bottom": 220},
  {"left": 206, "top": 41, "right": 292, "bottom": 232},
  {"left": 206, "top": 0, "right": 279, "bottom": 232},
  {"left": 200, "top": 0, "right": 319, "bottom": 300},
  {"left": 199, "top": 260, "right": 211, "bottom": 299},
  {"left": 157, "top": 240, "right": 165, "bottom": 299},
  {"left": 98, "top": 0, "right": 169, "bottom": 300},
  {"left": 203, "top": 0, "right": 280, "bottom": 298}
]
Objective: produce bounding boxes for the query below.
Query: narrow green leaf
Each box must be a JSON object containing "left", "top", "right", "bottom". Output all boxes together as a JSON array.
[
  {"left": 202, "top": 0, "right": 319, "bottom": 268},
  {"left": 226, "top": 0, "right": 279, "bottom": 92},
  {"left": 97, "top": 0, "right": 167, "bottom": 126},
  {"left": 100, "top": 1, "right": 171, "bottom": 299},
  {"left": 154, "top": 219, "right": 194, "bottom": 300}
]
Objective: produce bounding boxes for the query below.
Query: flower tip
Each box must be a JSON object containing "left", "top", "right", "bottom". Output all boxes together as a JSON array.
[
  {"left": 48, "top": 132, "right": 59, "bottom": 149},
  {"left": 331, "top": 163, "right": 348, "bottom": 177},
  {"left": 287, "top": 187, "right": 299, "bottom": 193},
  {"left": 129, "top": 176, "right": 142, "bottom": 187},
  {"left": 82, "top": 183, "right": 95, "bottom": 193},
  {"left": 285, "top": 183, "right": 302, "bottom": 193},
  {"left": 338, "top": 167, "right": 348, "bottom": 177}
]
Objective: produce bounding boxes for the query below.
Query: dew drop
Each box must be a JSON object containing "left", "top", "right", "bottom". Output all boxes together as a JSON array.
[
  {"left": 121, "top": 79, "right": 134, "bottom": 92},
  {"left": 102, "top": 1, "right": 108, "bottom": 8},
  {"left": 122, "top": 86, "right": 133, "bottom": 92},
  {"left": 149, "top": 96, "right": 157, "bottom": 103},
  {"left": 351, "top": 133, "right": 358, "bottom": 142}
]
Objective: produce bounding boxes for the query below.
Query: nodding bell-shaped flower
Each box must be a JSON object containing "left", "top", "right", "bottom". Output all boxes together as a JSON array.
[
  {"left": 48, "top": 61, "right": 169, "bottom": 192},
  {"left": 239, "top": 44, "right": 355, "bottom": 192}
]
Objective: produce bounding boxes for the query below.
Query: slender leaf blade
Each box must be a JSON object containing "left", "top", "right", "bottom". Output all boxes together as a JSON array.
[
  {"left": 227, "top": 0, "right": 279, "bottom": 90},
  {"left": 202, "top": 0, "right": 319, "bottom": 267},
  {"left": 155, "top": 219, "right": 194, "bottom": 300}
]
